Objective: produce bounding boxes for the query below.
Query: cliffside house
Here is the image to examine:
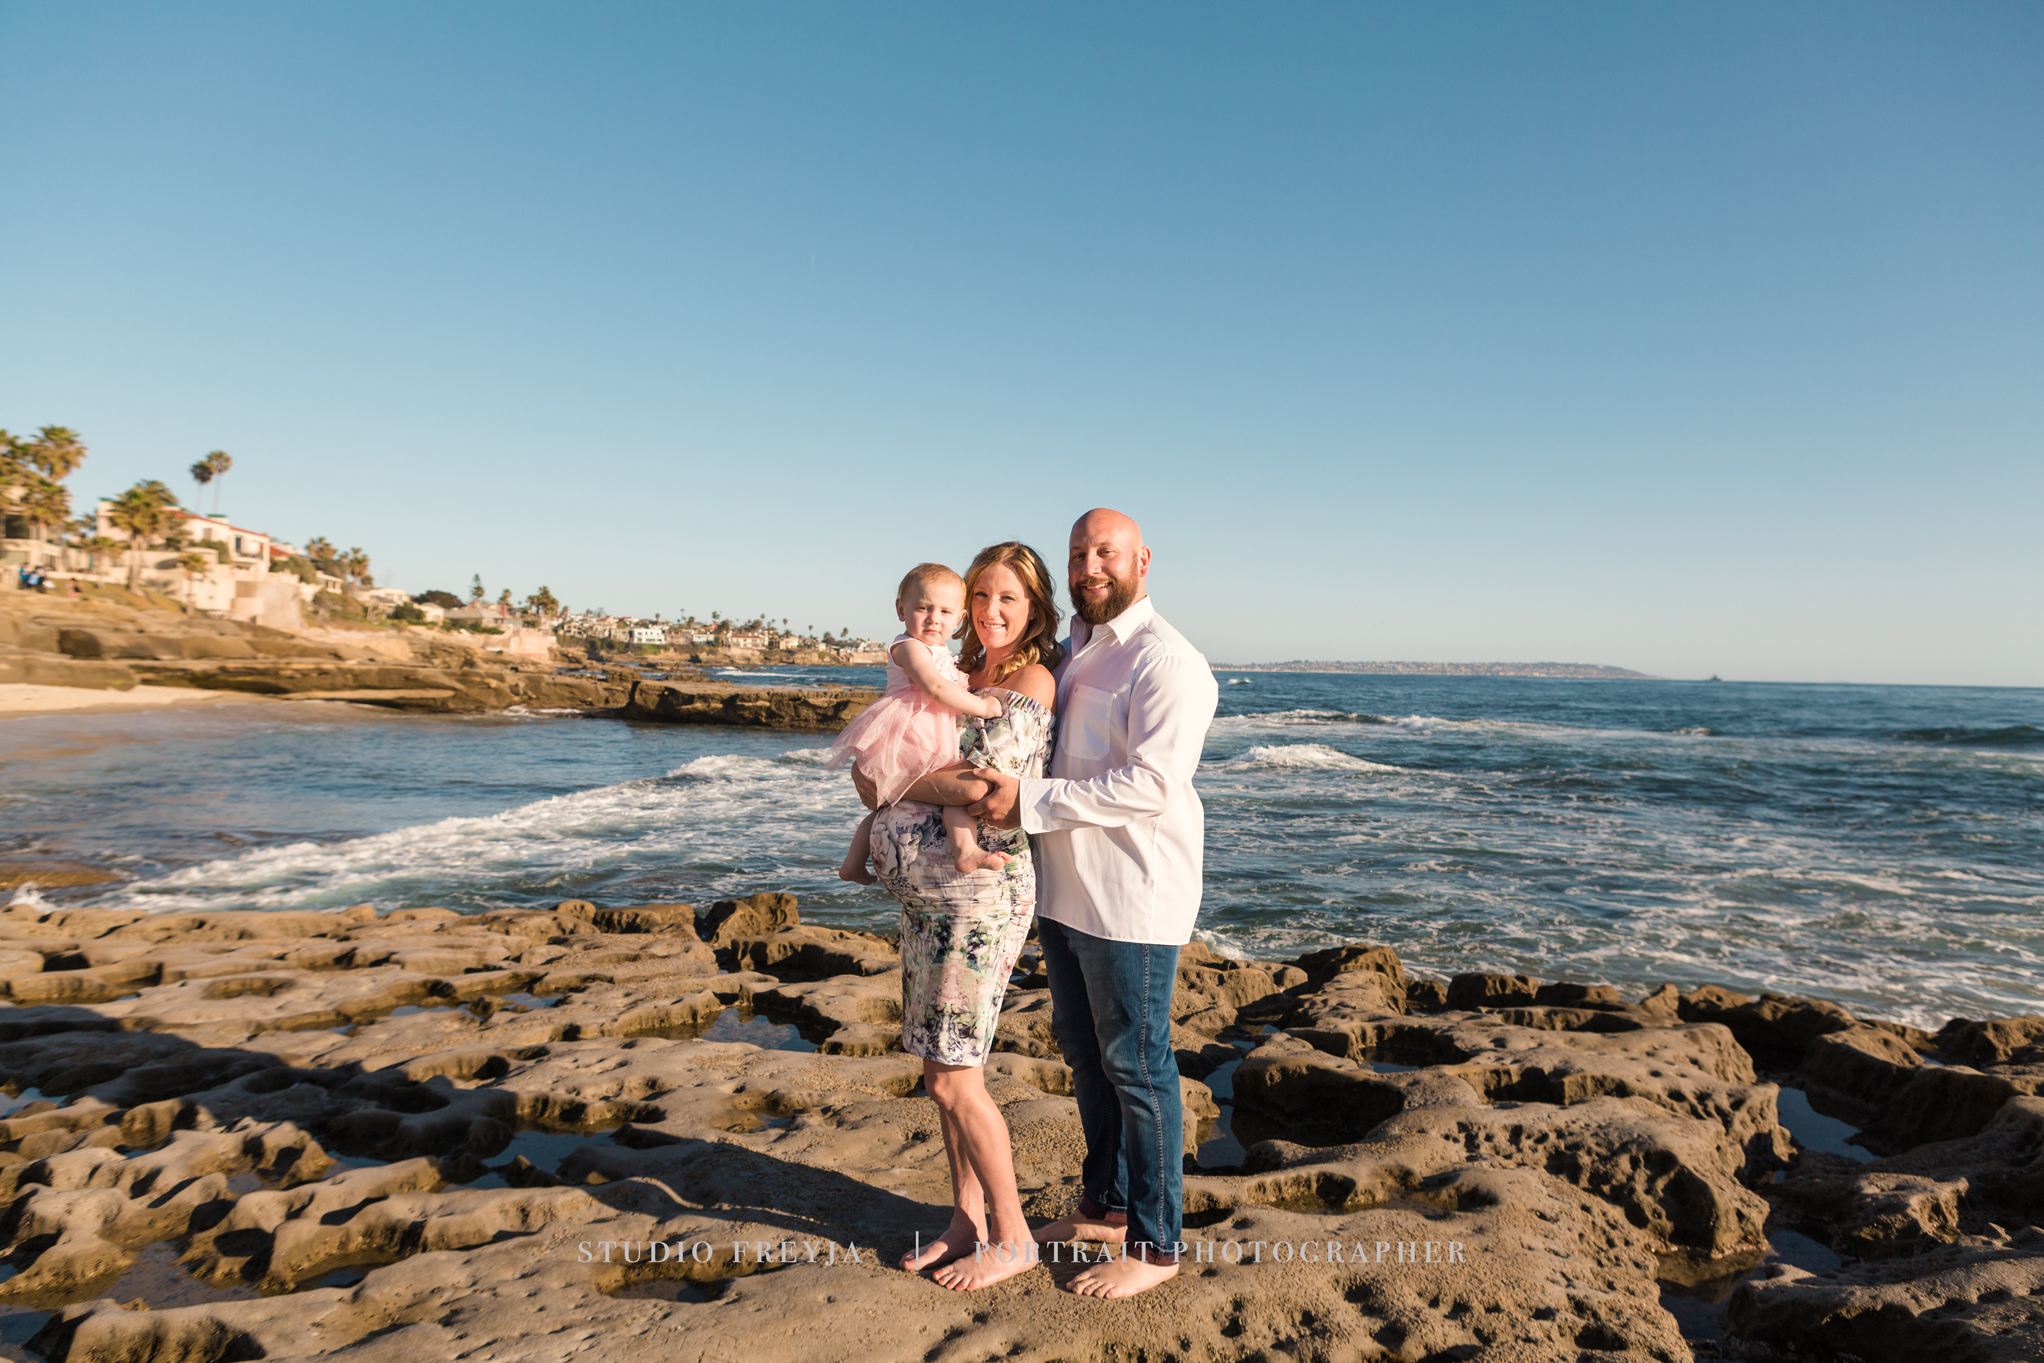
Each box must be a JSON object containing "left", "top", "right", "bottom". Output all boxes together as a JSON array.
[
  {"left": 1, "top": 491, "right": 65, "bottom": 573},
  {"left": 357, "top": 587, "right": 415, "bottom": 615},
  {"left": 22, "top": 504, "right": 308, "bottom": 629},
  {"left": 630, "top": 625, "right": 669, "bottom": 646},
  {"left": 727, "top": 630, "right": 768, "bottom": 649},
  {"left": 444, "top": 604, "right": 508, "bottom": 629}
]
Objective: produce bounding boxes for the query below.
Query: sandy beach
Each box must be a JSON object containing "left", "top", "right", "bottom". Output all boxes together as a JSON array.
[{"left": 0, "top": 684, "right": 259, "bottom": 721}]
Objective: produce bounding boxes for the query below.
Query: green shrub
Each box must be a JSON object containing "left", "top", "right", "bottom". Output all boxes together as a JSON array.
[{"left": 272, "top": 555, "right": 318, "bottom": 584}]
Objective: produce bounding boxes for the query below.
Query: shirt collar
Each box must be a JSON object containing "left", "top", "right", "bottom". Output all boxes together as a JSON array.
[{"left": 1072, "top": 594, "right": 1155, "bottom": 652}]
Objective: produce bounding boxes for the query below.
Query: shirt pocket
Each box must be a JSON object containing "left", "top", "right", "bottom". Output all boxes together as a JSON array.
[{"left": 1062, "top": 683, "right": 1119, "bottom": 762}]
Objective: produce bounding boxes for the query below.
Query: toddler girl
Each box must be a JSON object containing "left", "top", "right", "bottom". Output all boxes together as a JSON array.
[{"left": 831, "top": 563, "right": 1008, "bottom": 881}]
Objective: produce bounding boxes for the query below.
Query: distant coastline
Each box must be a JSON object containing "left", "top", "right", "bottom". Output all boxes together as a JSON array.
[{"left": 1214, "top": 660, "right": 1660, "bottom": 679}]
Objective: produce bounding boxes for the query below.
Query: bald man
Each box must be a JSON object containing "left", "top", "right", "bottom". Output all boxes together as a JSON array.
[{"left": 970, "top": 508, "right": 1219, "bottom": 1298}]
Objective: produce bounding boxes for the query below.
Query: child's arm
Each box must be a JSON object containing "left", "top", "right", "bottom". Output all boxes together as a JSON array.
[{"left": 891, "top": 641, "right": 1002, "bottom": 718}]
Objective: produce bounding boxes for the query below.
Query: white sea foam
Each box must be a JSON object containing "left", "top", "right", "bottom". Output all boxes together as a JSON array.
[
  {"left": 106, "top": 758, "right": 867, "bottom": 916},
  {"left": 1229, "top": 744, "right": 1409, "bottom": 773},
  {"left": 669, "top": 754, "right": 789, "bottom": 780},
  {"left": 38, "top": 673, "right": 2043, "bottom": 1034}
]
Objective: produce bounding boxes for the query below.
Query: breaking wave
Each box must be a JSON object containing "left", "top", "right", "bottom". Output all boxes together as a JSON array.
[{"left": 1230, "top": 744, "right": 1410, "bottom": 773}]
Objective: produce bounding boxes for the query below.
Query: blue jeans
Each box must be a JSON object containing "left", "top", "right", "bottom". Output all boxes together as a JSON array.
[{"left": 1038, "top": 917, "right": 1182, "bottom": 1262}]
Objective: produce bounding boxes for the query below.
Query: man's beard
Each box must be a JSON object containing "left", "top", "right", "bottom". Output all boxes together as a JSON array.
[{"left": 1072, "top": 574, "right": 1138, "bottom": 626}]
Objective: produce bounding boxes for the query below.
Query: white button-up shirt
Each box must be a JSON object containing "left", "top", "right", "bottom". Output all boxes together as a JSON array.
[{"left": 1019, "top": 595, "right": 1220, "bottom": 945}]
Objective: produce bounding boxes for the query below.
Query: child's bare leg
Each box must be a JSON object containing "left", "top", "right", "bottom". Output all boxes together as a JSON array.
[
  {"left": 839, "top": 811, "right": 878, "bottom": 885},
  {"left": 945, "top": 803, "right": 1008, "bottom": 875}
]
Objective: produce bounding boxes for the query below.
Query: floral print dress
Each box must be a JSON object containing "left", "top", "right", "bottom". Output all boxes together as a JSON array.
[{"left": 870, "top": 689, "right": 1054, "bottom": 1067}]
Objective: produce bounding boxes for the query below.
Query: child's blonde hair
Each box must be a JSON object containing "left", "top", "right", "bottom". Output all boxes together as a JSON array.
[{"left": 896, "top": 562, "right": 965, "bottom": 605}]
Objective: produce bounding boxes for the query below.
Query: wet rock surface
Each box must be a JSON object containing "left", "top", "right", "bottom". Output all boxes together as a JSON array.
[
  {"left": 618, "top": 677, "right": 875, "bottom": 730},
  {"left": 0, "top": 895, "right": 2035, "bottom": 1362}
]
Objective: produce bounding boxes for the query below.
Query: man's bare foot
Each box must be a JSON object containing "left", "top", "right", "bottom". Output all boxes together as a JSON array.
[
  {"left": 1069, "top": 1256, "right": 1179, "bottom": 1298},
  {"left": 838, "top": 861, "right": 877, "bottom": 886},
  {"left": 901, "top": 1212, "right": 985, "bottom": 1273},
  {"left": 933, "top": 1239, "right": 1038, "bottom": 1290},
  {"left": 952, "top": 846, "right": 1009, "bottom": 875},
  {"left": 1032, "top": 1211, "right": 1127, "bottom": 1245}
]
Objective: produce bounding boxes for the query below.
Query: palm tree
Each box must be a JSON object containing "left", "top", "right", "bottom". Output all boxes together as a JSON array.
[
  {"left": 177, "top": 551, "right": 214, "bottom": 606},
  {"left": 304, "top": 537, "right": 338, "bottom": 575},
  {"left": 17, "top": 477, "right": 71, "bottom": 548},
  {"left": 106, "top": 481, "right": 180, "bottom": 589},
  {"left": 190, "top": 459, "right": 215, "bottom": 511},
  {"left": 203, "top": 451, "right": 232, "bottom": 514},
  {"left": 82, "top": 536, "right": 126, "bottom": 572},
  {"left": 0, "top": 430, "right": 85, "bottom": 563},
  {"left": 344, "top": 548, "right": 370, "bottom": 585},
  {"left": 22, "top": 427, "right": 86, "bottom": 481}
]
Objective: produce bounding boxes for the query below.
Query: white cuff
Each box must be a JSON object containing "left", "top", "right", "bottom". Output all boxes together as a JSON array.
[{"left": 1017, "top": 777, "right": 1051, "bottom": 835}]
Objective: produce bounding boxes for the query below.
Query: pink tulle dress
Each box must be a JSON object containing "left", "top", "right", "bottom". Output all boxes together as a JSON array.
[{"left": 827, "top": 634, "right": 972, "bottom": 806}]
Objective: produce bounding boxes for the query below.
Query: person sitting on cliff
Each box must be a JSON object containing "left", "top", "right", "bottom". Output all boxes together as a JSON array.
[{"left": 827, "top": 563, "right": 1010, "bottom": 882}]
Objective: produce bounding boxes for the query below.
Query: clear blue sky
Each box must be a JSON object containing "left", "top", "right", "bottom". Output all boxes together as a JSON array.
[{"left": 3, "top": 3, "right": 2038, "bottom": 684}]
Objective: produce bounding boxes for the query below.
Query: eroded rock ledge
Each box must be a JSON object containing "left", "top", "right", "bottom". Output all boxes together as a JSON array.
[
  {"left": 0, "top": 895, "right": 2035, "bottom": 1363},
  {"left": 1, "top": 599, "right": 878, "bottom": 724}
]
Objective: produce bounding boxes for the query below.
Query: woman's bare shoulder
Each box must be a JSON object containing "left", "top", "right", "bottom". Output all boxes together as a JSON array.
[{"left": 997, "top": 663, "right": 1056, "bottom": 708}]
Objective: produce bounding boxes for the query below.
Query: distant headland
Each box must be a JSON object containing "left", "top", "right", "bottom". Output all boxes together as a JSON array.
[{"left": 1215, "top": 660, "right": 1661, "bottom": 679}]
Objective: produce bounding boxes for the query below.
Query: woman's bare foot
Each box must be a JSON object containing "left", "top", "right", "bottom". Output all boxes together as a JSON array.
[
  {"left": 933, "top": 1239, "right": 1038, "bottom": 1290},
  {"left": 952, "top": 846, "right": 1010, "bottom": 875},
  {"left": 1069, "top": 1256, "right": 1178, "bottom": 1298},
  {"left": 838, "top": 858, "right": 877, "bottom": 886},
  {"left": 901, "top": 1211, "right": 985, "bottom": 1273},
  {"left": 1032, "top": 1210, "right": 1127, "bottom": 1245}
]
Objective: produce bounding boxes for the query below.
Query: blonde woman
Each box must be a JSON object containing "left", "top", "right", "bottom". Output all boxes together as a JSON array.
[{"left": 854, "top": 541, "right": 1061, "bottom": 1290}]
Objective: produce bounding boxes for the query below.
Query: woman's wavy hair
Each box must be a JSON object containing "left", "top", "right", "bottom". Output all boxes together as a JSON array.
[{"left": 956, "top": 541, "right": 1064, "bottom": 685}]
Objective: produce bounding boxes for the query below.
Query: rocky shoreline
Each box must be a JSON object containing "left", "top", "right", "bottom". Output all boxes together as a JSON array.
[
  {"left": 1, "top": 597, "right": 875, "bottom": 728},
  {"left": 0, "top": 895, "right": 2035, "bottom": 1361}
]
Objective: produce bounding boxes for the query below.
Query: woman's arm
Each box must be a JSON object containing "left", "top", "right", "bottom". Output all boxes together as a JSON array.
[
  {"left": 898, "top": 767, "right": 996, "bottom": 806},
  {"left": 893, "top": 641, "right": 1002, "bottom": 718},
  {"left": 851, "top": 762, "right": 991, "bottom": 809}
]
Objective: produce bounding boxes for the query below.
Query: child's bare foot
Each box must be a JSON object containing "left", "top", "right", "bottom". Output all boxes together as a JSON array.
[
  {"left": 953, "top": 846, "right": 1009, "bottom": 875},
  {"left": 902, "top": 1211, "right": 986, "bottom": 1273},
  {"left": 933, "top": 1239, "right": 1038, "bottom": 1290},
  {"left": 1069, "top": 1256, "right": 1178, "bottom": 1298},
  {"left": 838, "top": 859, "right": 877, "bottom": 886}
]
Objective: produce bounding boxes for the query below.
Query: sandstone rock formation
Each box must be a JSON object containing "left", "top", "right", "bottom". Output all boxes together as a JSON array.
[
  {"left": 618, "top": 678, "right": 875, "bottom": 730},
  {"left": 0, "top": 895, "right": 2035, "bottom": 1361},
  {"left": 1, "top": 595, "right": 877, "bottom": 724}
]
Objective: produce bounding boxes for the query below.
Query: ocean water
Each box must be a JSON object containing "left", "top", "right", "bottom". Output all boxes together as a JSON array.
[{"left": 1, "top": 672, "right": 2038, "bottom": 1030}]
